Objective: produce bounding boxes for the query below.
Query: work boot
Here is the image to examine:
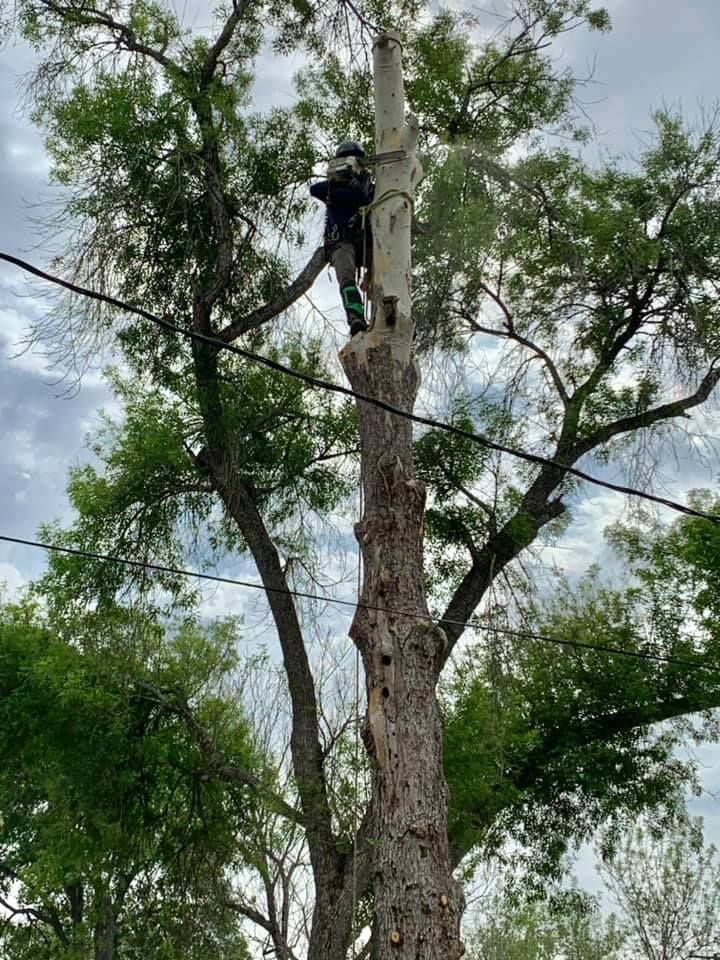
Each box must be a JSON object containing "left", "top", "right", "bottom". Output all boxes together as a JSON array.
[
  {"left": 349, "top": 317, "right": 368, "bottom": 336},
  {"left": 341, "top": 283, "right": 365, "bottom": 329}
]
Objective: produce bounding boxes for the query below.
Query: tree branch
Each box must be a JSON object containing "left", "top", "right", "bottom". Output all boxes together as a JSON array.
[
  {"left": 202, "top": 2, "right": 251, "bottom": 83},
  {"left": 572, "top": 362, "right": 720, "bottom": 459},
  {"left": 449, "top": 688, "right": 720, "bottom": 865},
  {"left": 195, "top": 447, "right": 339, "bottom": 879},
  {"left": 3, "top": 252, "right": 715, "bottom": 527},
  {"left": 223, "top": 895, "right": 274, "bottom": 933},
  {"left": 447, "top": 17, "right": 544, "bottom": 140},
  {"left": 469, "top": 300, "right": 569, "bottom": 406},
  {"left": 439, "top": 349, "right": 720, "bottom": 661},
  {"left": 223, "top": 891, "right": 300, "bottom": 960},
  {"left": 192, "top": 118, "right": 235, "bottom": 322},
  {"left": 514, "top": 692, "right": 720, "bottom": 796},
  {"left": 138, "top": 682, "right": 302, "bottom": 825},
  {"left": 217, "top": 247, "right": 327, "bottom": 342},
  {"left": 439, "top": 488, "right": 565, "bottom": 663},
  {"left": 0, "top": 892, "right": 70, "bottom": 948},
  {"left": 37, "top": 0, "right": 184, "bottom": 74}
]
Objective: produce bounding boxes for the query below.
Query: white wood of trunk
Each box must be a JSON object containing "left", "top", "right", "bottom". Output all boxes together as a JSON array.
[{"left": 367, "top": 31, "right": 422, "bottom": 356}]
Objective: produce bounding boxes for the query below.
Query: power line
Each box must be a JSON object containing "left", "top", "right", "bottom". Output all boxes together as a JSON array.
[
  {"left": 478, "top": 623, "right": 720, "bottom": 674},
  {"left": 2, "top": 252, "right": 719, "bottom": 526},
  {"left": 3, "top": 531, "right": 720, "bottom": 677}
]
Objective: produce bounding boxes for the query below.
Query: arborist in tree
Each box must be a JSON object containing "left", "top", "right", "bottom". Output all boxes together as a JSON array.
[{"left": 310, "top": 140, "right": 373, "bottom": 337}]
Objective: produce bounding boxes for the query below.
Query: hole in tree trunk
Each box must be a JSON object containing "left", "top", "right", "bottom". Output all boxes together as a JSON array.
[
  {"left": 382, "top": 686, "right": 390, "bottom": 698},
  {"left": 383, "top": 296, "right": 398, "bottom": 325},
  {"left": 382, "top": 654, "right": 392, "bottom": 665}
]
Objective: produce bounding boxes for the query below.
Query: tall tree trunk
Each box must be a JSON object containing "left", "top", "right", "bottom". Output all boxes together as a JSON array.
[
  {"left": 93, "top": 895, "right": 117, "bottom": 960},
  {"left": 340, "top": 31, "right": 464, "bottom": 960},
  {"left": 191, "top": 320, "right": 350, "bottom": 958}
]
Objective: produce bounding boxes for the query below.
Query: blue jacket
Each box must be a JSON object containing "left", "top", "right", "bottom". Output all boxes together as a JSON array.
[{"left": 310, "top": 172, "right": 374, "bottom": 244}]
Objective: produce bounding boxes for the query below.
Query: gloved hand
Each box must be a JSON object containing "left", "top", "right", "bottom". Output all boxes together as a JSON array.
[{"left": 327, "top": 157, "right": 354, "bottom": 181}]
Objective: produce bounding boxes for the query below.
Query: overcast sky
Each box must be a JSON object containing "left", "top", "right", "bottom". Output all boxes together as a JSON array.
[
  {"left": 1, "top": 0, "right": 720, "bottom": 877},
  {"left": 3, "top": 0, "right": 719, "bottom": 581}
]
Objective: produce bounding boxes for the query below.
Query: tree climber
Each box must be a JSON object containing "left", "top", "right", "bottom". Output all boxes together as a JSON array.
[{"left": 310, "top": 140, "right": 374, "bottom": 336}]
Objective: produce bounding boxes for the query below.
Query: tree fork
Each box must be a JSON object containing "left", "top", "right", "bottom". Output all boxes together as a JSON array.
[{"left": 340, "top": 31, "right": 464, "bottom": 960}]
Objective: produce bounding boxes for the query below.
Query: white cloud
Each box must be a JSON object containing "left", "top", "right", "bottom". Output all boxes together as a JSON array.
[
  {"left": 4, "top": 136, "right": 50, "bottom": 176},
  {"left": 0, "top": 306, "right": 57, "bottom": 378},
  {"left": 0, "top": 560, "right": 26, "bottom": 598},
  {"left": 3, "top": 428, "right": 40, "bottom": 473},
  {"left": 199, "top": 579, "right": 252, "bottom": 621}
]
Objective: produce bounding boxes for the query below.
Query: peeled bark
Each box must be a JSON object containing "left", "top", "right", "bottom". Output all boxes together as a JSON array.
[{"left": 339, "top": 31, "right": 464, "bottom": 960}]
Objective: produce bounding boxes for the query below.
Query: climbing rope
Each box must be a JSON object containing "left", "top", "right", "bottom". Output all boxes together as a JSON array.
[
  {"left": 361, "top": 211, "right": 370, "bottom": 325},
  {"left": 351, "top": 480, "right": 363, "bottom": 957},
  {"left": 350, "top": 181, "right": 413, "bottom": 945},
  {"left": 359, "top": 188, "right": 414, "bottom": 233}
]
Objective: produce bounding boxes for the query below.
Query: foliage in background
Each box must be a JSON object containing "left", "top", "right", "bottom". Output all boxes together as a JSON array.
[
  {"left": 465, "top": 886, "right": 624, "bottom": 960},
  {"left": 0, "top": 594, "right": 255, "bottom": 959},
  {"left": 599, "top": 814, "right": 720, "bottom": 960}
]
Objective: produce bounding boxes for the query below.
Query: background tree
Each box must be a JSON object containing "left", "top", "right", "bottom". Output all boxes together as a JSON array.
[
  {"left": 441, "top": 485, "right": 720, "bottom": 881},
  {"left": 599, "top": 815, "right": 720, "bottom": 960},
  {"left": 2, "top": 0, "right": 720, "bottom": 957},
  {"left": 465, "top": 887, "right": 624, "bottom": 960},
  {"left": 0, "top": 595, "right": 256, "bottom": 960}
]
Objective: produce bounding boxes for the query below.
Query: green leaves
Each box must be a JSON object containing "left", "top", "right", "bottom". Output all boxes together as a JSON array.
[
  {"left": 609, "top": 490, "right": 720, "bottom": 654},
  {"left": 508, "top": 116, "right": 720, "bottom": 368},
  {"left": 405, "top": 13, "right": 473, "bottom": 135},
  {"left": 442, "top": 665, "right": 522, "bottom": 856},
  {"left": 7, "top": 1, "right": 720, "bottom": 949},
  {"left": 0, "top": 596, "right": 255, "bottom": 959},
  {"left": 465, "top": 885, "right": 623, "bottom": 960},
  {"left": 441, "top": 544, "right": 720, "bottom": 877},
  {"left": 13, "top": 0, "right": 319, "bottom": 346},
  {"left": 34, "top": 338, "right": 358, "bottom": 616},
  {"left": 207, "top": 339, "right": 358, "bottom": 527}
]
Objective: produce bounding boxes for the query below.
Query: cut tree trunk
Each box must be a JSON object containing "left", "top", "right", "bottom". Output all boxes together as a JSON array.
[{"left": 339, "top": 31, "right": 465, "bottom": 960}]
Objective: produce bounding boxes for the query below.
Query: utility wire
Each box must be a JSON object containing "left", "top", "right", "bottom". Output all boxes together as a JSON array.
[
  {"left": 2, "top": 252, "right": 719, "bottom": 526},
  {"left": 3, "top": 531, "right": 720, "bottom": 677}
]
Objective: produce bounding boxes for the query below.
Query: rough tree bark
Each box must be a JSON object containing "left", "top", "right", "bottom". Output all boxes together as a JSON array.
[{"left": 339, "top": 32, "right": 465, "bottom": 960}]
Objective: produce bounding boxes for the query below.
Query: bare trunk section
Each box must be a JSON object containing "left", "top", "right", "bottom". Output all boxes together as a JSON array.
[
  {"left": 368, "top": 34, "right": 422, "bottom": 352},
  {"left": 340, "top": 32, "right": 464, "bottom": 960}
]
